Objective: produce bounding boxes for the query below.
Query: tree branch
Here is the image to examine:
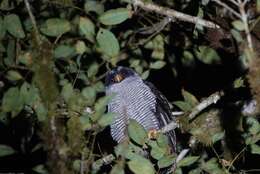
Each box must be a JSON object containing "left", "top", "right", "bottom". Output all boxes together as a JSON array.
[
  {"left": 212, "top": 0, "right": 241, "bottom": 18},
  {"left": 24, "top": 0, "right": 41, "bottom": 44},
  {"left": 92, "top": 154, "right": 115, "bottom": 171},
  {"left": 188, "top": 91, "right": 224, "bottom": 120},
  {"left": 176, "top": 148, "right": 190, "bottom": 163},
  {"left": 238, "top": 0, "right": 254, "bottom": 52},
  {"left": 132, "top": 0, "right": 220, "bottom": 29},
  {"left": 212, "top": 0, "right": 254, "bottom": 53},
  {"left": 159, "top": 121, "right": 179, "bottom": 134}
]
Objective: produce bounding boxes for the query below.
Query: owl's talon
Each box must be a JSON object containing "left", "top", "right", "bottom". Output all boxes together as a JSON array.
[{"left": 148, "top": 129, "right": 158, "bottom": 139}]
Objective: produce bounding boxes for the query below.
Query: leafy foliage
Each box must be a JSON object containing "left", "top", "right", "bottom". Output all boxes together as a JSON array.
[{"left": 0, "top": 0, "right": 259, "bottom": 174}]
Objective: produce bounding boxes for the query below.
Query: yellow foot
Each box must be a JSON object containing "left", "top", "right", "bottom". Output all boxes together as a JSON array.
[{"left": 148, "top": 129, "right": 158, "bottom": 139}]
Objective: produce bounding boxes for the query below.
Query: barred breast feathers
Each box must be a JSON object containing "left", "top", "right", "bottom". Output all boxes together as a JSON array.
[{"left": 106, "top": 76, "right": 160, "bottom": 143}]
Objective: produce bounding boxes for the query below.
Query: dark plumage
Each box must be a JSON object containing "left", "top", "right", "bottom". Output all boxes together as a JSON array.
[{"left": 105, "top": 66, "right": 176, "bottom": 153}]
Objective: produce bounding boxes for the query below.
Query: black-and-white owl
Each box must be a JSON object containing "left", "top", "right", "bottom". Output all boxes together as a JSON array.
[{"left": 105, "top": 66, "right": 176, "bottom": 153}]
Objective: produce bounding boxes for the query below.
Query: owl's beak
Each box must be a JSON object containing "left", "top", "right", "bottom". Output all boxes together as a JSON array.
[{"left": 114, "top": 74, "right": 124, "bottom": 83}]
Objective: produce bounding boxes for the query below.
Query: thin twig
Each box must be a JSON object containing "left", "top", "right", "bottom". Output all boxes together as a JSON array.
[
  {"left": 176, "top": 148, "right": 190, "bottom": 163},
  {"left": 238, "top": 1, "right": 254, "bottom": 52},
  {"left": 132, "top": 0, "right": 220, "bottom": 29},
  {"left": 227, "top": 146, "right": 246, "bottom": 172},
  {"left": 80, "top": 153, "right": 84, "bottom": 174},
  {"left": 212, "top": 0, "right": 241, "bottom": 18},
  {"left": 92, "top": 148, "right": 190, "bottom": 170},
  {"left": 212, "top": 0, "right": 254, "bottom": 53},
  {"left": 159, "top": 121, "right": 179, "bottom": 134},
  {"left": 228, "top": 0, "right": 239, "bottom": 6},
  {"left": 171, "top": 111, "right": 184, "bottom": 116},
  {"left": 24, "top": 0, "right": 41, "bottom": 44},
  {"left": 188, "top": 91, "right": 224, "bottom": 120},
  {"left": 137, "top": 17, "right": 172, "bottom": 34},
  {"left": 92, "top": 154, "right": 115, "bottom": 171}
]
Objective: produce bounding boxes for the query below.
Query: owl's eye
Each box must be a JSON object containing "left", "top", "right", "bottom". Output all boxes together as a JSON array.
[{"left": 113, "top": 73, "right": 124, "bottom": 83}]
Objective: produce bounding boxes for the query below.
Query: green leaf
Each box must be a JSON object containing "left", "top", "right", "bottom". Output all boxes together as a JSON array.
[
  {"left": 80, "top": 115, "right": 92, "bottom": 130},
  {"left": 173, "top": 101, "right": 192, "bottom": 112},
  {"left": 0, "top": 144, "right": 16, "bottom": 157},
  {"left": 0, "top": 0, "right": 14, "bottom": 10},
  {"left": 231, "top": 29, "right": 243, "bottom": 43},
  {"left": 87, "top": 62, "right": 99, "bottom": 77},
  {"left": 20, "top": 82, "right": 39, "bottom": 106},
  {"left": 177, "top": 156, "right": 199, "bottom": 167},
  {"left": 247, "top": 117, "right": 260, "bottom": 135},
  {"left": 127, "top": 119, "right": 147, "bottom": 145},
  {"left": 201, "top": 158, "right": 224, "bottom": 174},
  {"left": 151, "top": 35, "right": 164, "bottom": 60},
  {"left": 156, "top": 133, "right": 169, "bottom": 148},
  {"left": 96, "top": 28, "right": 120, "bottom": 58},
  {"left": 93, "top": 81, "right": 105, "bottom": 92},
  {"left": 94, "top": 94, "right": 115, "bottom": 113},
  {"left": 0, "top": 17, "right": 6, "bottom": 39},
  {"left": 18, "top": 52, "right": 33, "bottom": 65},
  {"left": 99, "top": 8, "right": 132, "bottom": 25},
  {"left": 81, "top": 86, "right": 96, "bottom": 106},
  {"left": 157, "top": 155, "right": 176, "bottom": 168},
  {"left": 212, "top": 132, "right": 225, "bottom": 144},
  {"left": 6, "top": 39, "right": 15, "bottom": 65},
  {"left": 84, "top": 0, "right": 104, "bottom": 15},
  {"left": 232, "top": 20, "right": 245, "bottom": 31},
  {"left": 250, "top": 144, "right": 260, "bottom": 155},
  {"left": 40, "top": 18, "right": 71, "bottom": 37},
  {"left": 258, "top": 0, "right": 260, "bottom": 13},
  {"left": 4, "top": 14, "right": 25, "bottom": 38},
  {"left": 35, "top": 102, "right": 48, "bottom": 121},
  {"left": 114, "top": 143, "right": 133, "bottom": 159},
  {"left": 182, "top": 89, "right": 198, "bottom": 107},
  {"left": 182, "top": 51, "right": 195, "bottom": 67},
  {"left": 110, "top": 163, "right": 125, "bottom": 174},
  {"left": 2, "top": 87, "right": 23, "bottom": 116},
  {"left": 189, "top": 168, "right": 202, "bottom": 174},
  {"left": 61, "top": 83, "right": 74, "bottom": 103},
  {"left": 150, "top": 60, "right": 166, "bottom": 69},
  {"left": 0, "top": 42, "right": 5, "bottom": 52},
  {"left": 32, "top": 164, "right": 48, "bottom": 174},
  {"left": 6, "top": 70, "right": 23, "bottom": 81},
  {"left": 233, "top": 77, "right": 244, "bottom": 88},
  {"left": 75, "top": 40, "right": 87, "bottom": 54},
  {"left": 128, "top": 154, "right": 155, "bottom": 174},
  {"left": 195, "top": 46, "right": 220, "bottom": 64},
  {"left": 97, "top": 112, "right": 115, "bottom": 127},
  {"left": 141, "top": 70, "right": 150, "bottom": 80},
  {"left": 149, "top": 141, "right": 167, "bottom": 160},
  {"left": 79, "top": 17, "right": 95, "bottom": 42},
  {"left": 54, "top": 45, "right": 76, "bottom": 59}
]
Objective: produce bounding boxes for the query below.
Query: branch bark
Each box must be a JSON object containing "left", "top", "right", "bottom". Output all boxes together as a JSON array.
[
  {"left": 132, "top": 0, "right": 220, "bottom": 29},
  {"left": 188, "top": 91, "right": 223, "bottom": 120}
]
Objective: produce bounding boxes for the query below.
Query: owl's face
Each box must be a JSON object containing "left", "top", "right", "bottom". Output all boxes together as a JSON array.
[{"left": 105, "top": 66, "right": 138, "bottom": 87}]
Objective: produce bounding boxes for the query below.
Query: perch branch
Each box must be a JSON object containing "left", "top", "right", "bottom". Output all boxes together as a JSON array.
[
  {"left": 132, "top": 0, "right": 220, "bottom": 29},
  {"left": 24, "top": 0, "right": 41, "bottom": 44},
  {"left": 212, "top": 0, "right": 254, "bottom": 52},
  {"left": 188, "top": 91, "right": 224, "bottom": 120}
]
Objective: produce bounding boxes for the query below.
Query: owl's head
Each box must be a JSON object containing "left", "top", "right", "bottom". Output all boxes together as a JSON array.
[{"left": 105, "top": 66, "right": 138, "bottom": 87}]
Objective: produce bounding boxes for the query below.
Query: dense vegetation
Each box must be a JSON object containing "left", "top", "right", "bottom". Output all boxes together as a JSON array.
[{"left": 0, "top": 0, "right": 259, "bottom": 173}]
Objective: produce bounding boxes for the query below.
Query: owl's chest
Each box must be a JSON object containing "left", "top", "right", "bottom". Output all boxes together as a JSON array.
[{"left": 110, "top": 84, "right": 159, "bottom": 130}]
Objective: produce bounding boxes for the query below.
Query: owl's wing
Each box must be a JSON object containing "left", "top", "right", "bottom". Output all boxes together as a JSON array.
[{"left": 144, "top": 81, "right": 177, "bottom": 153}]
